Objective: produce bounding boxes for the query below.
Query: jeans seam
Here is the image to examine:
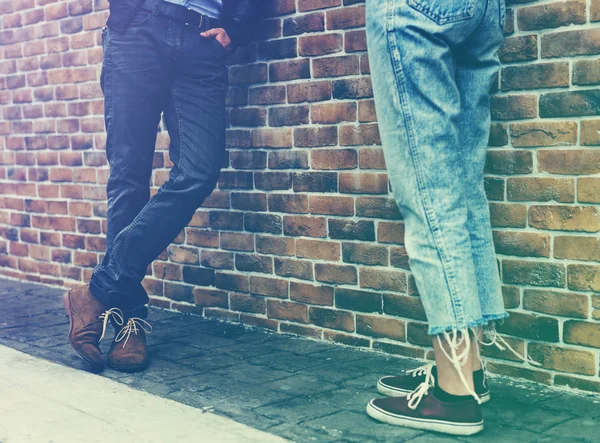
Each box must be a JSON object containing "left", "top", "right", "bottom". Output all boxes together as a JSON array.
[{"left": 386, "top": 0, "right": 465, "bottom": 325}]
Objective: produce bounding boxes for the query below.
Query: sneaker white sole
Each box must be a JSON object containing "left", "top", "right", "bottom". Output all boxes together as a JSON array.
[
  {"left": 366, "top": 400, "right": 484, "bottom": 436},
  {"left": 377, "top": 380, "right": 491, "bottom": 404}
]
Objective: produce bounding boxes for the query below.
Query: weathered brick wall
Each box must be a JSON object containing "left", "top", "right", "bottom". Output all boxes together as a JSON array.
[{"left": 1, "top": 0, "right": 599, "bottom": 392}]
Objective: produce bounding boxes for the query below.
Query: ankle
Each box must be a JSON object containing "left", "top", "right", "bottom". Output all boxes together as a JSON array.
[{"left": 437, "top": 377, "right": 475, "bottom": 396}]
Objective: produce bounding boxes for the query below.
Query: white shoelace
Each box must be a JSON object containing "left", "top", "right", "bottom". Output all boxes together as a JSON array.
[
  {"left": 406, "top": 363, "right": 435, "bottom": 384},
  {"left": 98, "top": 307, "right": 124, "bottom": 343},
  {"left": 115, "top": 317, "right": 153, "bottom": 348},
  {"left": 477, "top": 328, "right": 541, "bottom": 366},
  {"left": 406, "top": 364, "right": 435, "bottom": 410}
]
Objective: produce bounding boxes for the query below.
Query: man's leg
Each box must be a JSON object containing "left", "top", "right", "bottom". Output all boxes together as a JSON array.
[
  {"left": 65, "top": 9, "right": 170, "bottom": 371},
  {"left": 91, "top": 20, "right": 227, "bottom": 320}
]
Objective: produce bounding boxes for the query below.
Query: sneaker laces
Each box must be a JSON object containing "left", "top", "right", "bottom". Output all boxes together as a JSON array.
[
  {"left": 98, "top": 307, "right": 124, "bottom": 343},
  {"left": 406, "top": 365, "right": 435, "bottom": 410},
  {"left": 115, "top": 317, "right": 152, "bottom": 348},
  {"left": 477, "top": 327, "right": 541, "bottom": 366},
  {"left": 406, "top": 363, "right": 435, "bottom": 385}
]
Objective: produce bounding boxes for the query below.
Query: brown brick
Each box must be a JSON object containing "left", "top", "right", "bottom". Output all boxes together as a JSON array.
[
  {"left": 594, "top": 0, "right": 600, "bottom": 21},
  {"left": 264, "top": 0, "right": 296, "bottom": 16},
  {"left": 267, "top": 299, "right": 308, "bottom": 323},
  {"left": 490, "top": 95, "right": 537, "bottom": 120},
  {"left": 312, "top": 149, "right": 357, "bottom": 170},
  {"left": 567, "top": 264, "right": 600, "bottom": 292},
  {"left": 501, "top": 62, "right": 569, "bottom": 91},
  {"left": 283, "top": 12, "right": 325, "bottom": 36},
  {"left": 229, "top": 63, "right": 267, "bottom": 85},
  {"left": 291, "top": 281, "right": 333, "bottom": 306},
  {"left": 309, "top": 306, "right": 354, "bottom": 332},
  {"left": 496, "top": 311, "right": 559, "bottom": 342},
  {"left": 194, "top": 288, "right": 229, "bottom": 309},
  {"left": 529, "top": 205, "right": 600, "bottom": 232},
  {"left": 255, "top": 172, "right": 292, "bottom": 191},
  {"left": 332, "top": 78, "right": 372, "bottom": 99},
  {"left": 580, "top": 119, "right": 600, "bottom": 145},
  {"left": 249, "top": 85, "right": 286, "bottom": 105},
  {"left": 257, "top": 38, "right": 297, "bottom": 60},
  {"left": 356, "top": 314, "right": 405, "bottom": 341},
  {"left": 342, "top": 243, "right": 388, "bottom": 266},
  {"left": 485, "top": 150, "right": 533, "bottom": 175},
  {"left": 274, "top": 257, "right": 313, "bottom": 280},
  {"left": 339, "top": 172, "right": 388, "bottom": 194},
  {"left": 164, "top": 282, "right": 194, "bottom": 303},
  {"left": 540, "top": 90, "right": 600, "bottom": 118},
  {"left": 507, "top": 177, "right": 574, "bottom": 203},
  {"left": 383, "top": 294, "right": 426, "bottom": 321},
  {"left": 311, "top": 102, "right": 356, "bottom": 124},
  {"left": 187, "top": 229, "right": 219, "bottom": 248},
  {"left": 573, "top": 59, "right": 600, "bottom": 86},
  {"left": 244, "top": 213, "right": 282, "bottom": 234},
  {"left": 499, "top": 35, "right": 538, "bottom": 62},
  {"left": 555, "top": 236, "right": 600, "bottom": 262},
  {"left": 326, "top": 5, "right": 364, "bottom": 29},
  {"left": 250, "top": 275, "right": 289, "bottom": 298},
  {"left": 564, "top": 320, "right": 600, "bottom": 348},
  {"left": 554, "top": 375, "right": 600, "bottom": 394},
  {"left": 309, "top": 195, "right": 354, "bottom": 216},
  {"left": 329, "top": 219, "right": 375, "bottom": 241},
  {"left": 296, "top": 238, "right": 340, "bottom": 261},
  {"left": 256, "top": 235, "right": 294, "bottom": 256},
  {"left": 298, "top": 0, "right": 340, "bottom": 12},
  {"left": 373, "top": 341, "right": 426, "bottom": 359},
  {"left": 281, "top": 323, "right": 322, "bottom": 339},
  {"left": 524, "top": 289, "right": 589, "bottom": 319},
  {"left": 335, "top": 288, "right": 382, "bottom": 313},
  {"left": 201, "top": 250, "right": 234, "bottom": 269},
  {"left": 503, "top": 259, "right": 565, "bottom": 288},
  {"left": 283, "top": 215, "right": 326, "bottom": 238},
  {"left": 315, "top": 263, "right": 357, "bottom": 285},
  {"left": 252, "top": 128, "right": 293, "bottom": 148},
  {"left": 578, "top": 177, "right": 600, "bottom": 203},
  {"left": 356, "top": 197, "right": 401, "bottom": 220},
  {"left": 268, "top": 151, "right": 309, "bottom": 170},
  {"left": 313, "top": 55, "right": 359, "bottom": 78},
  {"left": 510, "top": 121, "right": 577, "bottom": 147},
  {"left": 287, "top": 81, "right": 331, "bottom": 103},
  {"left": 269, "top": 194, "right": 309, "bottom": 214},
  {"left": 377, "top": 222, "right": 405, "bottom": 245},
  {"left": 230, "top": 293, "right": 267, "bottom": 314},
  {"left": 324, "top": 331, "right": 370, "bottom": 348},
  {"left": 542, "top": 29, "right": 600, "bottom": 58},
  {"left": 298, "top": 33, "right": 342, "bottom": 56},
  {"left": 493, "top": 231, "right": 550, "bottom": 258},
  {"left": 229, "top": 107, "right": 266, "bottom": 127},
  {"left": 517, "top": 1, "right": 586, "bottom": 31},
  {"left": 215, "top": 272, "right": 249, "bottom": 292},
  {"left": 235, "top": 254, "right": 273, "bottom": 274},
  {"left": 293, "top": 172, "right": 337, "bottom": 193},
  {"left": 360, "top": 268, "right": 406, "bottom": 292},
  {"left": 269, "top": 59, "right": 310, "bottom": 82},
  {"left": 539, "top": 150, "right": 600, "bottom": 175}
]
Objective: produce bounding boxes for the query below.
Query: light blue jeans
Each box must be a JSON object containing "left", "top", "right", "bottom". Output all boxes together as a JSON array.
[{"left": 366, "top": 0, "right": 508, "bottom": 335}]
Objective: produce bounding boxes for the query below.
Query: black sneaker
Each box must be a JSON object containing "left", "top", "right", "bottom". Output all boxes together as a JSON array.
[{"left": 377, "top": 364, "right": 490, "bottom": 403}]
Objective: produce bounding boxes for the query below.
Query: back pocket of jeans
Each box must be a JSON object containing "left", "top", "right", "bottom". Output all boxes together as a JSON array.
[{"left": 407, "top": 0, "right": 476, "bottom": 25}]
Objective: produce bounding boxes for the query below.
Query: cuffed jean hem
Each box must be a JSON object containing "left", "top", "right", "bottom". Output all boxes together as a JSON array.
[
  {"left": 428, "top": 312, "right": 509, "bottom": 336},
  {"left": 89, "top": 277, "right": 149, "bottom": 319}
]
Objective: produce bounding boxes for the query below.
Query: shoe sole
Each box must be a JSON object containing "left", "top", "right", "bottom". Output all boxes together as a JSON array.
[
  {"left": 107, "top": 361, "right": 149, "bottom": 373},
  {"left": 366, "top": 400, "right": 484, "bottom": 436},
  {"left": 377, "top": 381, "right": 491, "bottom": 404},
  {"left": 64, "top": 290, "right": 104, "bottom": 372}
]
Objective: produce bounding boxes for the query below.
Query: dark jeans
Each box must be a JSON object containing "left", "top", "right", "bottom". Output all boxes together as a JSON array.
[{"left": 90, "top": 7, "right": 227, "bottom": 318}]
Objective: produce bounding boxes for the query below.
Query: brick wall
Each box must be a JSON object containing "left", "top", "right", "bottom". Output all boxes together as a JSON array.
[{"left": 1, "top": 0, "right": 599, "bottom": 393}]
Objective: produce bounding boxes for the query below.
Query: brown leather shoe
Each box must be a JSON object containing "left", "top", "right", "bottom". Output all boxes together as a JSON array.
[
  {"left": 64, "top": 284, "right": 111, "bottom": 371},
  {"left": 107, "top": 317, "right": 152, "bottom": 372}
]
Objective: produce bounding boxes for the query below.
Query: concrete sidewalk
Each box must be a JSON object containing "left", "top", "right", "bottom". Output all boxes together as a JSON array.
[
  {"left": 0, "top": 277, "right": 599, "bottom": 442},
  {"left": 0, "top": 345, "right": 287, "bottom": 443}
]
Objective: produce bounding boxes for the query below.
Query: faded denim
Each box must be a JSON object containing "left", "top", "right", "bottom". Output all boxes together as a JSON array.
[
  {"left": 366, "top": 0, "right": 508, "bottom": 334},
  {"left": 90, "top": 7, "right": 227, "bottom": 318}
]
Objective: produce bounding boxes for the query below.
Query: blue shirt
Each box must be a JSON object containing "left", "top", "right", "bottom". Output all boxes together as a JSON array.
[{"left": 163, "top": 0, "right": 223, "bottom": 19}]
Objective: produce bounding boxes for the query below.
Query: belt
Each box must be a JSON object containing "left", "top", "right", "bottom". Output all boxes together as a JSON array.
[{"left": 140, "top": 0, "right": 221, "bottom": 30}]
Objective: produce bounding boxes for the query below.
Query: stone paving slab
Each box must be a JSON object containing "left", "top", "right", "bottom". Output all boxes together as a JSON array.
[{"left": 1, "top": 277, "right": 599, "bottom": 442}]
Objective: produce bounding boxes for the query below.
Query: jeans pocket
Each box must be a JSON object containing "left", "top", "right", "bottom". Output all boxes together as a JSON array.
[
  {"left": 407, "top": 0, "right": 476, "bottom": 25},
  {"left": 128, "top": 8, "right": 153, "bottom": 27}
]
